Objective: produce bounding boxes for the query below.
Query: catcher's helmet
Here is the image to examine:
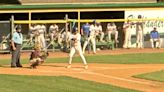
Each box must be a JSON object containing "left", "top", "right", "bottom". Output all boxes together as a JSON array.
[
  {"left": 16, "top": 25, "right": 22, "bottom": 30},
  {"left": 34, "top": 44, "right": 41, "bottom": 50}
]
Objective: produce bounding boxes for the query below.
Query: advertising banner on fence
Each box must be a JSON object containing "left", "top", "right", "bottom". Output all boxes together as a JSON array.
[{"left": 125, "top": 10, "right": 164, "bottom": 47}]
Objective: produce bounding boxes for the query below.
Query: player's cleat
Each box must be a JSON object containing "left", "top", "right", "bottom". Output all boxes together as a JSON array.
[
  {"left": 157, "top": 47, "right": 160, "bottom": 49},
  {"left": 17, "top": 65, "right": 23, "bottom": 67},
  {"left": 84, "top": 65, "right": 88, "bottom": 69},
  {"left": 30, "top": 65, "right": 37, "bottom": 69},
  {"left": 11, "top": 66, "right": 17, "bottom": 68},
  {"left": 66, "top": 65, "right": 71, "bottom": 69}
]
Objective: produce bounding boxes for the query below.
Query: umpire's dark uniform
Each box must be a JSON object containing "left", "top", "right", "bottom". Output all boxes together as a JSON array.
[{"left": 11, "top": 27, "right": 23, "bottom": 68}]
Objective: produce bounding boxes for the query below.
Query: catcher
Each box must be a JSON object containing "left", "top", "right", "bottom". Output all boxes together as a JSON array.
[{"left": 29, "top": 45, "right": 49, "bottom": 69}]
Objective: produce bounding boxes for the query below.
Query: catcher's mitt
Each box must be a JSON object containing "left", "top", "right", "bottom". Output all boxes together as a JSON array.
[{"left": 40, "top": 51, "right": 49, "bottom": 60}]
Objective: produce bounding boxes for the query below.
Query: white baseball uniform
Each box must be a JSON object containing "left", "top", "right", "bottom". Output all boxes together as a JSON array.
[
  {"left": 62, "top": 31, "right": 71, "bottom": 48},
  {"left": 49, "top": 24, "right": 59, "bottom": 41},
  {"left": 107, "top": 23, "right": 118, "bottom": 42},
  {"left": 123, "top": 22, "right": 132, "bottom": 48},
  {"left": 136, "top": 21, "right": 144, "bottom": 48},
  {"left": 95, "top": 24, "right": 104, "bottom": 42},
  {"left": 69, "top": 33, "right": 87, "bottom": 65},
  {"left": 35, "top": 24, "right": 46, "bottom": 49},
  {"left": 29, "top": 25, "right": 36, "bottom": 43},
  {"left": 83, "top": 24, "right": 96, "bottom": 54}
]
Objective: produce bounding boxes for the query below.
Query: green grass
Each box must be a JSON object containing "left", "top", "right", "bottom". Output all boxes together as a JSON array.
[
  {"left": 0, "top": 74, "right": 139, "bottom": 92},
  {"left": 0, "top": 53, "right": 163, "bottom": 92},
  {"left": 1, "top": 53, "right": 164, "bottom": 65},
  {"left": 133, "top": 70, "right": 164, "bottom": 83}
]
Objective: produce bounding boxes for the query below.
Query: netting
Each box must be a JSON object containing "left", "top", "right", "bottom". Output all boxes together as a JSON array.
[
  {"left": 11, "top": 17, "right": 164, "bottom": 52},
  {"left": 0, "top": 21, "right": 11, "bottom": 53}
]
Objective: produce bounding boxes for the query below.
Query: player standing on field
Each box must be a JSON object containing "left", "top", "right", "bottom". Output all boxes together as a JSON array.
[{"left": 66, "top": 27, "right": 88, "bottom": 69}]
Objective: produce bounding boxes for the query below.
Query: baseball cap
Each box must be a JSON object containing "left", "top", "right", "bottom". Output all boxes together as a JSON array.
[
  {"left": 154, "top": 27, "right": 157, "bottom": 29},
  {"left": 72, "top": 27, "right": 78, "bottom": 33},
  {"left": 92, "top": 20, "right": 96, "bottom": 24},
  {"left": 138, "top": 15, "right": 142, "bottom": 18}
]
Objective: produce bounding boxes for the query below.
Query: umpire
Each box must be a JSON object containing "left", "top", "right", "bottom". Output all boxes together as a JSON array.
[{"left": 11, "top": 25, "right": 23, "bottom": 68}]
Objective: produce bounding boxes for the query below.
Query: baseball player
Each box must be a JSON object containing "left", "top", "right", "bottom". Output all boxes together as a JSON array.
[
  {"left": 62, "top": 30, "right": 71, "bottom": 50},
  {"left": 57, "top": 31, "right": 64, "bottom": 49},
  {"left": 95, "top": 22, "right": 104, "bottom": 42},
  {"left": 81, "top": 22, "right": 91, "bottom": 53},
  {"left": 29, "top": 24, "right": 36, "bottom": 43},
  {"left": 106, "top": 22, "right": 118, "bottom": 42},
  {"left": 136, "top": 15, "right": 144, "bottom": 48},
  {"left": 34, "top": 24, "right": 41, "bottom": 48},
  {"left": 35, "top": 24, "right": 46, "bottom": 50},
  {"left": 0, "top": 35, "right": 7, "bottom": 50},
  {"left": 123, "top": 20, "right": 132, "bottom": 49},
  {"left": 29, "top": 45, "right": 49, "bottom": 69},
  {"left": 83, "top": 21, "right": 96, "bottom": 54},
  {"left": 66, "top": 27, "right": 88, "bottom": 69},
  {"left": 49, "top": 24, "right": 59, "bottom": 41}
]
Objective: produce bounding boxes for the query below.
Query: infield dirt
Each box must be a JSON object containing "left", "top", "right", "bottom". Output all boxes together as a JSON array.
[{"left": 0, "top": 48, "right": 164, "bottom": 92}]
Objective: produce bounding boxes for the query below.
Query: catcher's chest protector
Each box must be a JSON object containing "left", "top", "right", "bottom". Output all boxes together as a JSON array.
[{"left": 30, "top": 51, "right": 40, "bottom": 60}]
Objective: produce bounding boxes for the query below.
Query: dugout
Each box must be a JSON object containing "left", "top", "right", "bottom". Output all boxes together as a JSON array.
[{"left": 0, "top": 2, "right": 164, "bottom": 52}]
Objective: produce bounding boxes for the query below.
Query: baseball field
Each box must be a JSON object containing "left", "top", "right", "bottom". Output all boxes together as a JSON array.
[{"left": 0, "top": 48, "right": 164, "bottom": 92}]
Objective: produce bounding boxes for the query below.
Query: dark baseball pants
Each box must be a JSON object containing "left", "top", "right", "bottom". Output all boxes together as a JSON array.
[{"left": 11, "top": 44, "right": 21, "bottom": 67}]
